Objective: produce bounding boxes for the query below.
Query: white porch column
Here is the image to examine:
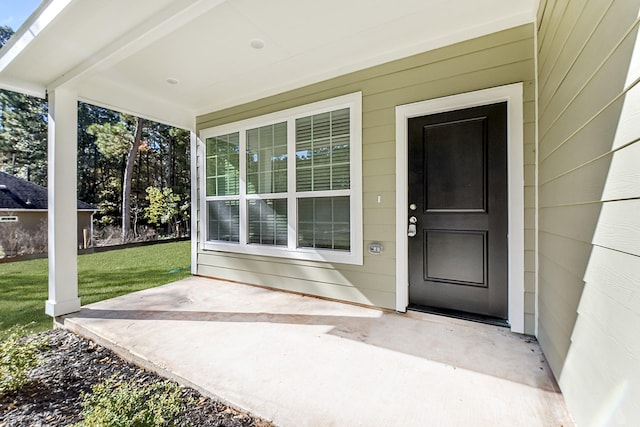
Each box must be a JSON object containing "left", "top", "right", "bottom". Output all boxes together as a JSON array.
[{"left": 45, "top": 87, "right": 81, "bottom": 317}]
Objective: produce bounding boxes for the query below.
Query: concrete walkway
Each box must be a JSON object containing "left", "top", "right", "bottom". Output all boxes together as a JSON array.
[{"left": 61, "top": 276, "right": 574, "bottom": 427}]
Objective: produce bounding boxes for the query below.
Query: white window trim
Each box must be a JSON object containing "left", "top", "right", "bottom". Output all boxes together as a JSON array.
[
  {"left": 199, "top": 92, "right": 363, "bottom": 265},
  {"left": 395, "top": 83, "right": 525, "bottom": 333}
]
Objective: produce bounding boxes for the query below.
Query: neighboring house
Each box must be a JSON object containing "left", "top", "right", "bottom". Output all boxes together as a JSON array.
[
  {"left": 0, "top": 0, "right": 638, "bottom": 424},
  {"left": 0, "top": 171, "right": 96, "bottom": 250}
]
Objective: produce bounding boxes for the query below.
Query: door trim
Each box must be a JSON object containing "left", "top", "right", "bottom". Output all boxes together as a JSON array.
[{"left": 395, "top": 83, "right": 525, "bottom": 333}]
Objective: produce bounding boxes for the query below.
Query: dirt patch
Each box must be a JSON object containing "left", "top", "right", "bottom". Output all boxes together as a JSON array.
[{"left": 0, "top": 329, "right": 273, "bottom": 426}]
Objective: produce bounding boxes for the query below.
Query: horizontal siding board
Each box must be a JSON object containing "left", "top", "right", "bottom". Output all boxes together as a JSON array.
[
  {"left": 524, "top": 250, "right": 535, "bottom": 272},
  {"left": 608, "top": 83, "right": 640, "bottom": 151},
  {"left": 362, "top": 174, "right": 396, "bottom": 193},
  {"left": 560, "top": 313, "right": 640, "bottom": 426},
  {"left": 538, "top": 253, "right": 584, "bottom": 322},
  {"left": 578, "top": 278, "right": 640, "bottom": 357},
  {"left": 524, "top": 313, "right": 535, "bottom": 336},
  {"left": 363, "top": 224, "right": 395, "bottom": 242},
  {"left": 539, "top": 204, "right": 602, "bottom": 243},
  {"left": 538, "top": 0, "right": 583, "bottom": 83},
  {"left": 363, "top": 158, "right": 395, "bottom": 177},
  {"left": 539, "top": 0, "right": 615, "bottom": 110},
  {"left": 363, "top": 192, "right": 395, "bottom": 210},
  {"left": 592, "top": 199, "right": 640, "bottom": 256},
  {"left": 524, "top": 291, "right": 535, "bottom": 314},
  {"left": 362, "top": 108, "right": 394, "bottom": 128},
  {"left": 524, "top": 164, "right": 535, "bottom": 185},
  {"left": 541, "top": 142, "right": 640, "bottom": 205},
  {"left": 536, "top": 0, "right": 555, "bottom": 48},
  {"left": 540, "top": 155, "right": 611, "bottom": 206},
  {"left": 363, "top": 208, "right": 394, "bottom": 226},
  {"left": 197, "top": 253, "right": 394, "bottom": 292},
  {"left": 362, "top": 141, "right": 394, "bottom": 161},
  {"left": 362, "top": 124, "right": 394, "bottom": 145},
  {"left": 538, "top": 232, "right": 593, "bottom": 280},
  {"left": 197, "top": 264, "right": 395, "bottom": 309},
  {"left": 524, "top": 229, "right": 535, "bottom": 251},
  {"left": 539, "top": 83, "right": 639, "bottom": 179},
  {"left": 537, "top": 303, "right": 571, "bottom": 375},
  {"left": 541, "top": 26, "right": 640, "bottom": 148},
  {"left": 524, "top": 207, "right": 536, "bottom": 229},
  {"left": 523, "top": 79, "right": 536, "bottom": 102},
  {"left": 364, "top": 60, "right": 535, "bottom": 113},
  {"left": 198, "top": 250, "right": 397, "bottom": 276},
  {"left": 583, "top": 245, "right": 640, "bottom": 311},
  {"left": 524, "top": 271, "right": 536, "bottom": 292},
  {"left": 358, "top": 39, "right": 535, "bottom": 98}
]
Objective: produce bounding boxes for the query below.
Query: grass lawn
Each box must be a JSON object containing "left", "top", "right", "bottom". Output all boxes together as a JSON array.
[{"left": 0, "top": 241, "right": 191, "bottom": 338}]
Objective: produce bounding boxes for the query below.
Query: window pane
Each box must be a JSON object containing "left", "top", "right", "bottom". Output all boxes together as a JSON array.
[
  {"left": 208, "top": 200, "right": 239, "bottom": 242},
  {"left": 247, "top": 122, "right": 287, "bottom": 194},
  {"left": 296, "top": 108, "right": 350, "bottom": 191},
  {"left": 297, "top": 196, "right": 350, "bottom": 251},
  {"left": 248, "top": 199, "right": 288, "bottom": 246},
  {"left": 205, "top": 133, "right": 239, "bottom": 196}
]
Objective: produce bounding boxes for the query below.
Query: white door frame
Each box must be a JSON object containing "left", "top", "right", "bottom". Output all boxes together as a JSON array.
[{"left": 395, "top": 83, "right": 525, "bottom": 333}]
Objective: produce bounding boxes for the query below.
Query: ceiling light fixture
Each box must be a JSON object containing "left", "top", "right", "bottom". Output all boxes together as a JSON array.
[
  {"left": 166, "top": 77, "right": 179, "bottom": 85},
  {"left": 250, "top": 38, "right": 265, "bottom": 49}
]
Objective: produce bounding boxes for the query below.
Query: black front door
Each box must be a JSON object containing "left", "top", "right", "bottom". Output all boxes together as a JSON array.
[{"left": 408, "top": 102, "right": 508, "bottom": 319}]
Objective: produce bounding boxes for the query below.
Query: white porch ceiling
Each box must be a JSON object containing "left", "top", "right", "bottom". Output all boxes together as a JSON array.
[{"left": 0, "top": 0, "right": 537, "bottom": 129}]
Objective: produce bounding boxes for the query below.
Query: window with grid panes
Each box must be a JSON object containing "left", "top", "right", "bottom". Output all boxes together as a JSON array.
[{"left": 200, "top": 92, "right": 362, "bottom": 265}]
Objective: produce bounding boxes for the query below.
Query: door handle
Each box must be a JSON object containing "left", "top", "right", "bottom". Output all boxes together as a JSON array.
[{"left": 408, "top": 216, "right": 417, "bottom": 237}]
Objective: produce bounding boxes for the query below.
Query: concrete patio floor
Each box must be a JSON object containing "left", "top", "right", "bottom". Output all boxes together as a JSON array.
[{"left": 61, "top": 276, "right": 574, "bottom": 427}]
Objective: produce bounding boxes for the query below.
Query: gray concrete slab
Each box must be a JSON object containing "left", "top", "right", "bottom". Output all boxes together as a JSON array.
[{"left": 62, "top": 276, "right": 574, "bottom": 427}]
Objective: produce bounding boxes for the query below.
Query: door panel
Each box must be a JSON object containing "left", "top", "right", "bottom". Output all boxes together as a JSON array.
[
  {"left": 425, "top": 119, "right": 486, "bottom": 212},
  {"left": 408, "top": 102, "right": 508, "bottom": 319},
  {"left": 425, "top": 230, "right": 487, "bottom": 286}
]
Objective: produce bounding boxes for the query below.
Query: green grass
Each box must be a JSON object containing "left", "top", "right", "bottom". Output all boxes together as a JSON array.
[{"left": 0, "top": 241, "right": 191, "bottom": 338}]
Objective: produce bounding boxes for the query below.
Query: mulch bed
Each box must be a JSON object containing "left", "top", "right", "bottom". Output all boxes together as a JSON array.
[{"left": 0, "top": 329, "right": 273, "bottom": 426}]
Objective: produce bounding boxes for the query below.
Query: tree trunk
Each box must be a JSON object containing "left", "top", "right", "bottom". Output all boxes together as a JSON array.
[
  {"left": 168, "top": 136, "right": 174, "bottom": 188},
  {"left": 122, "top": 117, "right": 143, "bottom": 242}
]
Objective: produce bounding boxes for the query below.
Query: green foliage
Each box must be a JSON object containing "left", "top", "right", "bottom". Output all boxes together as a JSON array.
[
  {"left": 0, "top": 27, "right": 48, "bottom": 184},
  {"left": 0, "top": 241, "right": 191, "bottom": 338},
  {"left": 0, "top": 89, "right": 48, "bottom": 186},
  {"left": 88, "top": 122, "right": 134, "bottom": 159},
  {"left": 96, "top": 178, "right": 123, "bottom": 225},
  {"left": 77, "top": 102, "right": 120, "bottom": 207},
  {"left": 75, "top": 377, "right": 182, "bottom": 427},
  {"left": 144, "top": 187, "right": 189, "bottom": 234},
  {"left": 0, "top": 26, "right": 14, "bottom": 47},
  {"left": 0, "top": 325, "right": 47, "bottom": 394}
]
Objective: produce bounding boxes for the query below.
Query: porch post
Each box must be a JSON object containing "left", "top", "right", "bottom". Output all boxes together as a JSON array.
[{"left": 45, "top": 87, "right": 81, "bottom": 317}]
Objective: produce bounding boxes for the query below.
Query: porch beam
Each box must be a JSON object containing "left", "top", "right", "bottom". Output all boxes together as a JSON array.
[{"left": 45, "top": 87, "right": 81, "bottom": 317}]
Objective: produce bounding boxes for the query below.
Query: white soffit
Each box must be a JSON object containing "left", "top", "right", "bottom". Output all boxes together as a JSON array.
[{"left": 0, "top": 0, "right": 537, "bottom": 127}]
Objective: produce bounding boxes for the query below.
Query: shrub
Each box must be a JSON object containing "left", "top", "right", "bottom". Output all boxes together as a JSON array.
[
  {"left": 0, "top": 220, "right": 48, "bottom": 258},
  {"left": 75, "top": 376, "right": 183, "bottom": 427},
  {"left": 0, "top": 325, "right": 47, "bottom": 394}
]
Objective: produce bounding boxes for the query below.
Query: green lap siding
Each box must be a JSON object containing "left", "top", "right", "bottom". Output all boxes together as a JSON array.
[
  {"left": 537, "top": 0, "right": 640, "bottom": 424},
  {"left": 196, "top": 25, "right": 536, "bottom": 331}
]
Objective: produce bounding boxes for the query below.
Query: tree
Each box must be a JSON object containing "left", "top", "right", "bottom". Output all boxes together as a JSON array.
[
  {"left": 0, "top": 26, "right": 13, "bottom": 46},
  {"left": 144, "top": 186, "right": 189, "bottom": 236},
  {"left": 88, "top": 116, "right": 144, "bottom": 241},
  {"left": 77, "top": 101, "right": 120, "bottom": 206},
  {"left": 0, "top": 90, "right": 48, "bottom": 185},
  {"left": 0, "top": 27, "right": 48, "bottom": 185}
]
